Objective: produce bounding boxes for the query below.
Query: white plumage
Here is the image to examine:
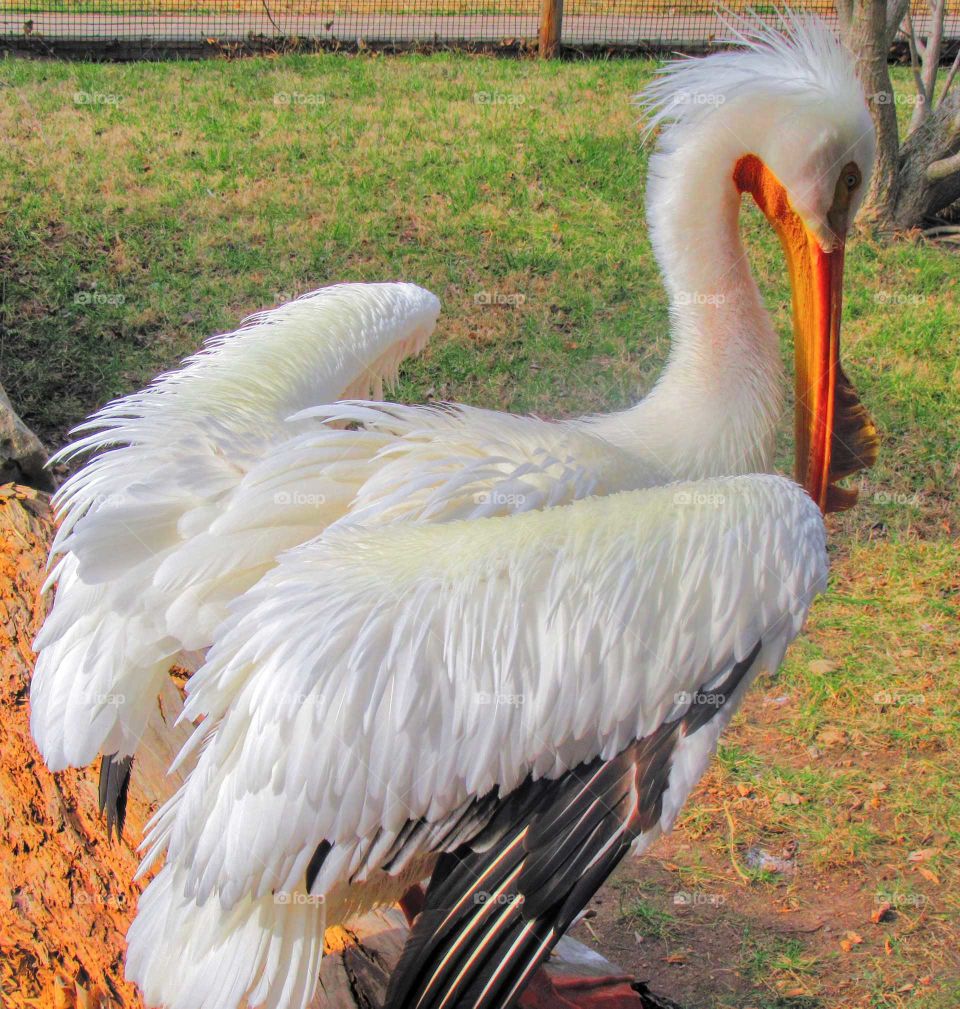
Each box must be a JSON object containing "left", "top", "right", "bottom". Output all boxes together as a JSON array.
[
  {"left": 30, "top": 14, "right": 878, "bottom": 1009},
  {"left": 149, "top": 477, "right": 824, "bottom": 899},
  {"left": 32, "top": 283, "right": 440, "bottom": 769},
  {"left": 128, "top": 476, "right": 825, "bottom": 1009}
]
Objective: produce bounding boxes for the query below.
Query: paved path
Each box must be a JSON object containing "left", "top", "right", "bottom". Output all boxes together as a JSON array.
[{"left": 2, "top": 10, "right": 957, "bottom": 47}]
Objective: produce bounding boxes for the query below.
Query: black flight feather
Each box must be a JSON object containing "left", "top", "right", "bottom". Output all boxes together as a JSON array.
[
  {"left": 98, "top": 753, "right": 133, "bottom": 842},
  {"left": 385, "top": 639, "right": 762, "bottom": 1009}
]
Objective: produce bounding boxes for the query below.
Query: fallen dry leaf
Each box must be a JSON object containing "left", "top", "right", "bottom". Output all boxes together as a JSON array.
[
  {"left": 808, "top": 659, "right": 837, "bottom": 675},
  {"left": 662, "top": 954, "right": 687, "bottom": 964},
  {"left": 774, "top": 791, "right": 806, "bottom": 806},
  {"left": 917, "top": 866, "right": 941, "bottom": 885},
  {"left": 908, "top": 847, "right": 940, "bottom": 863},
  {"left": 871, "top": 902, "right": 893, "bottom": 924},
  {"left": 840, "top": 930, "right": 864, "bottom": 952}
]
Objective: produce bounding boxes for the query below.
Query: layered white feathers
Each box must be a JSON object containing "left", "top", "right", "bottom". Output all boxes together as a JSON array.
[
  {"left": 126, "top": 476, "right": 826, "bottom": 1009},
  {"left": 32, "top": 283, "right": 440, "bottom": 768},
  {"left": 637, "top": 12, "right": 864, "bottom": 143},
  {"left": 29, "top": 286, "right": 670, "bottom": 775}
]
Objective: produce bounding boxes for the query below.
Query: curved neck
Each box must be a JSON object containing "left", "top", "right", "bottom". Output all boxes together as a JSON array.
[{"left": 591, "top": 126, "right": 784, "bottom": 482}]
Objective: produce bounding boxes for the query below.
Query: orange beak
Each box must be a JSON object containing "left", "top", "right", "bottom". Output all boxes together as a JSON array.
[{"left": 734, "top": 155, "right": 878, "bottom": 513}]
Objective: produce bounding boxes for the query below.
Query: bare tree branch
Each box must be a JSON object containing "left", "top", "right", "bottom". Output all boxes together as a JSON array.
[
  {"left": 885, "top": 0, "right": 910, "bottom": 46},
  {"left": 921, "top": 0, "right": 946, "bottom": 102},
  {"left": 926, "top": 148, "right": 960, "bottom": 180},
  {"left": 906, "top": 14, "right": 926, "bottom": 88},
  {"left": 910, "top": 8, "right": 928, "bottom": 58},
  {"left": 939, "top": 46, "right": 960, "bottom": 103},
  {"left": 921, "top": 223, "right": 960, "bottom": 237},
  {"left": 905, "top": 11, "right": 929, "bottom": 134}
]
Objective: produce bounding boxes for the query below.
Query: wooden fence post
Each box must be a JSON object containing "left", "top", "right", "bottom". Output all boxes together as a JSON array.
[{"left": 538, "top": 0, "right": 563, "bottom": 57}]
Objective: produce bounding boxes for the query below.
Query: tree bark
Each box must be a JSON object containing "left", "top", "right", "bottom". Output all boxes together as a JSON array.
[
  {"left": 839, "top": 0, "right": 960, "bottom": 231},
  {"left": 0, "top": 484, "right": 144, "bottom": 1008},
  {"left": 0, "top": 386, "right": 53, "bottom": 492},
  {"left": 838, "top": 0, "right": 902, "bottom": 226},
  {"left": 891, "top": 86, "right": 960, "bottom": 227}
]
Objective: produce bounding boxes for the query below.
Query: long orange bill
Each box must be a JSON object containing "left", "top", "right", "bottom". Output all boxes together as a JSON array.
[{"left": 734, "top": 155, "right": 878, "bottom": 513}]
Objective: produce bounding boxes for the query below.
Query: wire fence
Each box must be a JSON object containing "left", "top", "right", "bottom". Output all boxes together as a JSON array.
[{"left": 1, "top": 0, "right": 958, "bottom": 60}]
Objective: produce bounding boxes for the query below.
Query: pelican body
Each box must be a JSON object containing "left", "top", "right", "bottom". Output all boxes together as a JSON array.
[{"left": 31, "top": 15, "right": 879, "bottom": 1009}]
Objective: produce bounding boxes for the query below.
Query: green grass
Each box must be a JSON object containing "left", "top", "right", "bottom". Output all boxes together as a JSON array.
[
  {"left": 1, "top": 52, "right": 957, "bottom": 1009},
  {"left": 1, "top": 56, "right": 955, "bottom": 539},
  {"left": 619, "top": 897, "right": 679, "bottom": 941}
]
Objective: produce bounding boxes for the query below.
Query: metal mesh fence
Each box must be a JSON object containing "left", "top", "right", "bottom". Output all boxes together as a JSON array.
[{"left": 1, "top": 1, "right": 957, "bottom": 59}]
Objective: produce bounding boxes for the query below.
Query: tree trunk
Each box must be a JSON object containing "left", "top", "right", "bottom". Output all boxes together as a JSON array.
[
  {"left": 890, "top": 86, "right": 960, "bottom": 227},
  {"left": 0, "top": 386, "right": 53, "bottom": 492},
  {"left": 0, "top": 484, "right": 145, "bottom": 1008},
  {"left": 0, "top": 484, "right": 685, "bottom": 1009},
  {"left": 838, "top": 0, "right": 902, "bottom": 226},
  {"left": 839, "top": 0, "right": 960, "bottom": 231}
]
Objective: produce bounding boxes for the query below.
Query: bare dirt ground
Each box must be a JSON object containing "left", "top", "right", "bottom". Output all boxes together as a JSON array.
[{"left": 570, "top": 685, "right": 959, "bottom": 1009}]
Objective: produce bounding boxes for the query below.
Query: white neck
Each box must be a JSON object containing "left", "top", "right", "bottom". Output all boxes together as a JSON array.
[{"left": 588, "top": 123, "right": 784, "bottom": 483}]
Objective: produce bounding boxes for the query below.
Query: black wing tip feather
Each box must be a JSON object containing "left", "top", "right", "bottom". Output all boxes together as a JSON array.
[
  {"left": 98, "top": 753, "right": 133, "bottom": 842},
  {"left": 385, "top": 639, "right": 766, "bottom": 1009}
]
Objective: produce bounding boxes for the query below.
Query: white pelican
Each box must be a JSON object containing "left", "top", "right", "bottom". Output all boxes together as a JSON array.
[{"left": 30, "top": 14, "right": 880, "bottom": 1009}]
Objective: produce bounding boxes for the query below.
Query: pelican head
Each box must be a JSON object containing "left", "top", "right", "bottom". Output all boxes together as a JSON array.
[{"left": 640, "top": 13, "right": 879, "bottom": 511}]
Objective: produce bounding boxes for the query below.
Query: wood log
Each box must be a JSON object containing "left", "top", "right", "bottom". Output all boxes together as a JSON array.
[
  {"left": 0, "top": 483, "right": 190, "bottom": 1007},
  {"left": 0, "top": 483, "right": 684, "bottom": 1009}
]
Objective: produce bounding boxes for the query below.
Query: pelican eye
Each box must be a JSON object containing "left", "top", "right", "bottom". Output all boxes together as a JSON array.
[{"left": 841, "top": 163, "right": 861, "bottom": 191}]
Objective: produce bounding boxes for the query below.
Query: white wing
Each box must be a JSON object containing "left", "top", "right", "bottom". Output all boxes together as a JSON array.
[
  {"left": 129, "top": 474, "right": 826, "bottom": 1009},
  {"left": 32, "top": 285, "right": 669, "bottom": 779},
  {"left": 31, "top": 282, "right": 439, "bottom": 771}
]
